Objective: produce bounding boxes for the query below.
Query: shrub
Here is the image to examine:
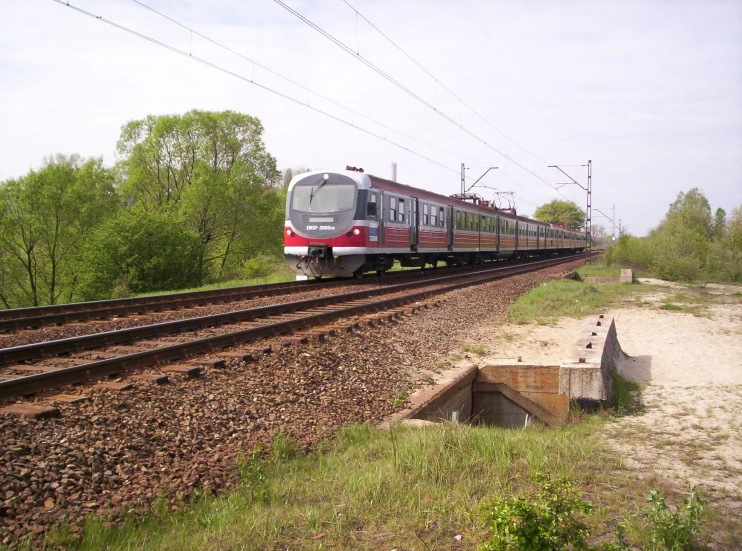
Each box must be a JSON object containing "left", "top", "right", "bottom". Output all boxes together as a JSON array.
[
  {"left": 479, "top": 473, "right": 625, "bottom": 551},
  {"left": 645, "top": 487, "right": 706, "bottom": 551},
  {"left": 79, "top": 208, "right": 204, "bottom": 299},
  {"left": 242, "top": 256, "right": 274, "bottom": 279}
]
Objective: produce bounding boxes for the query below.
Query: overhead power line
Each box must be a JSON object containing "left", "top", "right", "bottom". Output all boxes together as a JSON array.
[
  {"left": 341, "top": 0, "right": 549, "bottom": 166},
  {"left": 128, "top": 0, "right": 492, "bottom": 169},
  {"left": 273, "top": 0, "right": 571, "bottom": 200},
  {"left": 53, "top": 0, "right": 482, "bottom": 179}
]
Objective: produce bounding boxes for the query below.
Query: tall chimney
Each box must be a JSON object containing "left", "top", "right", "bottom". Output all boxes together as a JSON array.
[{"left": 391, "top": 162, "right": 397, "bottom": 182}]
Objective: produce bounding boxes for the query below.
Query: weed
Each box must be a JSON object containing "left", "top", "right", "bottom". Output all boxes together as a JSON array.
[
  {"left": 237, "top": 448, "right": 269, "bottom": 503},
  {"left": 612, "top": 371, "right": 643, "bottom": 415},
  {"left": 479, "top": 473, "right": 628, "bottom": 551},
  {"left": 390, "top": 389, "right": 409, "bottom": 408},
  {"left": 644, "top": 486, "right": 706, "bottom": 551},
  {"left": 660, "top": 303, "right": 683, "bottom": 311},
  {"left": 463, "top": 343, "right": 487, "bottom": 356},
  {"left": 271, "top": 432, "right": 302, "bottom": 461}
]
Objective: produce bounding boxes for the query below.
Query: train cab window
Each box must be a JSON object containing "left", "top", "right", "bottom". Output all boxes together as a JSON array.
[
  {"left": 367, "top": 193, "right": 378, "bottom": 219},
  {"left": 389, "top": 197, "right": 397, "bottom": 222},
  {"left": 398, "top": 199, "right": 405, "bottom": 223},
  {"left": 439, "top": 207, "right": 445, "bottom": 227},
  {"left": 430, "top": 206, "right": 438, "bottom": 227},
  {"left": 423, "top": 204, "right": 429, "bottom": 225}
]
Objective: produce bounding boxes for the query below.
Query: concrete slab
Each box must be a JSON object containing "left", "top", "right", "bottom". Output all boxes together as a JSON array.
[{"left": 46, "top": 393, "right": 91, "bottom": 404}]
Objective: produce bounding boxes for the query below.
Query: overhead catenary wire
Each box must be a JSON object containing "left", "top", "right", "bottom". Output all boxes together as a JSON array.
[
  {"left": 340, "top": 0, "right": 550, "bottom": 166},
  {"left": 53, "top": 0, "right": 481, "bottom": 179},
  {"left": 128, "top": 0, "right": 493, "bottom": 169},
  {"left": 273, "top": 0, "right": 573, "bottom": 201}
]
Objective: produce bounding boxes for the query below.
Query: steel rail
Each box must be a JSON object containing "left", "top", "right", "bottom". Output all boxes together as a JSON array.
[
  {"left": 0, "top": 253, "right": 588, "bottom": 399},
  {"left": 0, "top": 255, "right": 578, "bottom": 365},
  {"left": 0, "top": 257, "right": 501, "bottom": 330}
]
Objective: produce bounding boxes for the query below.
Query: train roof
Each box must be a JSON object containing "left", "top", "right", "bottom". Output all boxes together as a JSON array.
[{"left": 288, "top": 169, "right": 583, "bottom": 232}]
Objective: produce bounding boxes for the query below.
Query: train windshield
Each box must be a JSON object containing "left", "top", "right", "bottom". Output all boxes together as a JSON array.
[{"left": 291, "top": 183, "right": 356, "bottom": 213}]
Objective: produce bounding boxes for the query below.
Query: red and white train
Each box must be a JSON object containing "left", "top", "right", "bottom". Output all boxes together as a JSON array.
[{"left": 284, "top": 168, "right": 586, "bottom": 278}]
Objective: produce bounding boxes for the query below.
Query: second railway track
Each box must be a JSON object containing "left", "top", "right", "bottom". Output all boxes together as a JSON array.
[{"left": 0, "top": 253, "right": 590, "bottom": 400}]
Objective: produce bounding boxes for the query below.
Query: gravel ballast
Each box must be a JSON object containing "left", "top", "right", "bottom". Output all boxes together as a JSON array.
[{"left": 0, "top": 261, "right": 582, "bottom": 547}]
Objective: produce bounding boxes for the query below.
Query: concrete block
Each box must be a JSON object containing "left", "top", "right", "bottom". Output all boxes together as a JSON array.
[
  {"left": 620, "top": 269, "right": 633, "bottom": 284},
  {"left": 559, "top": 317, "right": 626, "bottom": 403}
]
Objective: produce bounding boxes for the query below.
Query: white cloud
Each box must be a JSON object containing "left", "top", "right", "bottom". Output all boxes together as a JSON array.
[{"left": 1, "top": 0, "right": 740, "bottom": 235}]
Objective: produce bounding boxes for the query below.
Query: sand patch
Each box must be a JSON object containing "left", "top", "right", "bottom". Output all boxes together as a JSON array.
[{"left": 463, "top": 281, "right": 742, "bottom": 512}]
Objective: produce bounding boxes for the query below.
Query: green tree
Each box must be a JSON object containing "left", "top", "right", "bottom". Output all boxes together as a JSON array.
[
  {"left": 0, "top": 155, "right": 117, "bottom": 307},
  {"left": 712, "top": 207, "right": 727, "bottom": 241},
  {"left": 282, "top": 168, "right": 293, "bottom": 189},
  {"left": 79, "top": 208, "right": 204, "bottom": 300},
  {"left": 533, "top": 200, "right": 585, "bottom": 229},
  {"left": 116, "top": 110, "right": 281, "bottom": 280}
]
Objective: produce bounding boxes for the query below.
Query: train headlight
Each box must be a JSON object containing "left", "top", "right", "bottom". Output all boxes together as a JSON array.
[
  {"left": 353, "top": 228, "right": 361, "bottom": 235},
  {"left": 286, "top": 229, "right": 295, "bottom": 237}
]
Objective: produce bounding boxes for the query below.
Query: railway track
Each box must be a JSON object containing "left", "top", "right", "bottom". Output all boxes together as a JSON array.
[
  {"left": 0, "top": 260, "right": 504, "bottom": 332},
  {"left": 0, "top": 253, "right": 589, "bottom": 401}
]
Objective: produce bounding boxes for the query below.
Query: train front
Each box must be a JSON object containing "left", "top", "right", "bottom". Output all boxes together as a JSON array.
[{"left": 284, "top": 170, "right": 369, "bottom": 278}]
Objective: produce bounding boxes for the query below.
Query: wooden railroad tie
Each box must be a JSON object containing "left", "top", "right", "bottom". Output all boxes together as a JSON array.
[
  {"left": 161, "top": 365, "right": 201, "bottom": 378},
  {"left": 129, "top": 373, "right": 169, "bottom": 384},
  {"left": 0, "top": 403, "right": 61, "bottom": 419},
  {"left": 46, "top": 393, "right": 91, "bottom": 404},
  {"left": 93, "top": 381, "right": 133, "bottom": 392},
  {"left": 188, "top": 358, "right": 226, "bottom": 369}
]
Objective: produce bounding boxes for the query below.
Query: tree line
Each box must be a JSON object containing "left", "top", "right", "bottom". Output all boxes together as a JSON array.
[
  {"left": 605, "top": 188, "right": 742, "bottom": 282},
  {"left": 0, "top": 110, "right": 286, "bottom": 308}
]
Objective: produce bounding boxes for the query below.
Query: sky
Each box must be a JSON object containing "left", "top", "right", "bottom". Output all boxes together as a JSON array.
[{"left": 1, "top": 0, "right": 741, "bottom": 236}]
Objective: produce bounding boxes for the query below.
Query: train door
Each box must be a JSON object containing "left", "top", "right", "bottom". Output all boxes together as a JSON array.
[
  {"left": 515, "top": 221, "right": 519, "bottom": 252},
  {"left": 495, "top": 216, "right": 501, "bottom": 251},
  {"left": 410, "top": 197, "right": 419, "bottom": 249},
  {"left": 378, "top": 192, "right": 386, "bottom": 245},
  {"left": 447, "top": 206, "right": 454, "bottom": 250},
  {"left": 537, "top": 225, "right": 542, "bottom": 250}
]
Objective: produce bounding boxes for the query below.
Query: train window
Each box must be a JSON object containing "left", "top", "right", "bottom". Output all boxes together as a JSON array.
[
  {"left": 368, "top": 193, "right": 378, "bottom": 219},
  {"left": 389, "top": 197, "right": 397, "bottom": 222},
  {"left": 430, "top": 205, "right": 438, "bottom": 227},
  {"left": 398, "top": 199, "right": 405, "bottom": 223},
  {"left": 423, "top": 204, "right": 429, "bottom": 225},
  {"left": 455, "top": 211, "right": 461, "bottom": 229},
  {"left": 439, "top": 207, "right": 445, "bottom": 227}
]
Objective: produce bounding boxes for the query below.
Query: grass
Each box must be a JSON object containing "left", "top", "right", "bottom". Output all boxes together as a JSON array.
[
  {"left": 462, "top": 343, "right": 487, "bottom": 356},
  {"left": 507, "top": 279, "right": 651, "bottom": 324},
  {"left": 135, "top": 270, "right": 296, "bottom": 298},
  {"left": 38, "top": 424, "right": 633, "bottom": 550},
  {"left": 42, "top": 421, "right": 740, "bottom": 551}
]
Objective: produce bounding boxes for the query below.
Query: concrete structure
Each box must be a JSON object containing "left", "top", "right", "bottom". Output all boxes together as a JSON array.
[
  {"left": 559, "top": 315, "right": 625, "bottom": 403},
  {"left": 400, "top": 315, "right": 624, "bottom": 428}
]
